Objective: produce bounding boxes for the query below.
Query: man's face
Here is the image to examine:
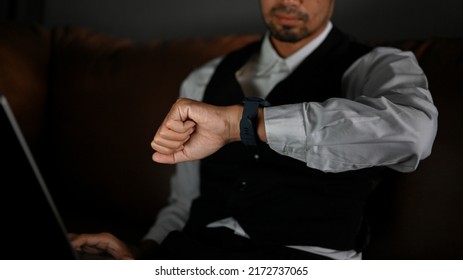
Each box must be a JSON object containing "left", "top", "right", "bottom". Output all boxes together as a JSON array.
[{"left": 260, "top": 0, "right": 334, "bottom": 43}]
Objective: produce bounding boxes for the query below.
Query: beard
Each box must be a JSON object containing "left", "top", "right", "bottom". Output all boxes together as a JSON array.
[{"left": 267, "top": 6, "right": 310, "bottom": 43}]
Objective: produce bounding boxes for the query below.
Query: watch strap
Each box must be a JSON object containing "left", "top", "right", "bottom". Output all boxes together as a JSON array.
[{"left": 240, "top": 97, "right": 270, "bottom": 146}]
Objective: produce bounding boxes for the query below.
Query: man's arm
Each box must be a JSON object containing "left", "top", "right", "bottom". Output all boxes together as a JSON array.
[
  {"left": 264, "top": 47, "right": 438, "bottom": 172},
  {"left": 152, "top": 47, "right": 438, "bottom": 173}
]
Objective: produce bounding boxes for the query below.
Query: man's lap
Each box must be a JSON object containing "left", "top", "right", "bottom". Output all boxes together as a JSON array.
[{"left": 156, "top": 227, "right": 331, "bottom": 260}]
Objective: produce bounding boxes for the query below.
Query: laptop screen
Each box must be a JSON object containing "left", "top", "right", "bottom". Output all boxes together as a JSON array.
[{"left": 0, "top": 95, "right": 77, "bottom": 260}]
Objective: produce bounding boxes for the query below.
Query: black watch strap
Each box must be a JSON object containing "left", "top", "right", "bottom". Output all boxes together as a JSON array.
[{"left": 240, "top": 97, "right": 270, "bottom": 146}]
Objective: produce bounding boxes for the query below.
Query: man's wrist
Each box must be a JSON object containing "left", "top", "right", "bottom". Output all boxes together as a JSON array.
[
  {"left": 228, "top": 105, "right": 266, "bottom": 143},
  {"left": 257, "top": 107, "right": 267, "bottom": 143},
  {"left": 226, "top": 105, "right": 244, "bottom": 143}
]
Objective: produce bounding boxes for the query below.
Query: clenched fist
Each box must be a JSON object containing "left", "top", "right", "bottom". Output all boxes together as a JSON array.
[{"left": 151, "top": 98, "right": 243, "bottom": 164}]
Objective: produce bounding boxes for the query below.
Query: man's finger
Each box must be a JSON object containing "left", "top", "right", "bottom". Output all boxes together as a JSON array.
[
  {"left": 165, "top": 119, "right": 196, "bottom": 133},
  {"left": 151, "top": 139, "right": 187, "bottom": 155},
  {"left": 152, "top": 152, "right": 177, "bottom": 164},
  {"left": 156, "top": 126, "right": 194, "bottom": 142}
]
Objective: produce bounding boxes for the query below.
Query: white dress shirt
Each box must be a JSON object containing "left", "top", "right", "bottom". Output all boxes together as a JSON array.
[{"left": 143, "top": 22, "right": 438, "bottom": 260}]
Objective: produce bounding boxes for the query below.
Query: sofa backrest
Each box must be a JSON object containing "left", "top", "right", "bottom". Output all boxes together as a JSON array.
[
  {"left": 0, "top": 23, "right": 50, "bottom": 151},
  {"left": 365, "top": 37, "right": 463, "bottom": 259}
]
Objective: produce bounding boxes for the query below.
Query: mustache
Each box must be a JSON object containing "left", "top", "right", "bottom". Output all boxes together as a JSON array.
[{"left": 269, "top": 6, "right": 309, "bottom": 21}]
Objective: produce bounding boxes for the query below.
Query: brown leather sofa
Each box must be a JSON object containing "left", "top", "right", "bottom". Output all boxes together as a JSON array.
[{"left": 1, "top": 22, "right": 462, "bottom": 259}]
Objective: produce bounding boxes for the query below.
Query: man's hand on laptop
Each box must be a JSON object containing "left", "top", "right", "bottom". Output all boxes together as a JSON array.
[
  {"left": 69, "top": 232, "right": 135, "bottom": 260},
  {"left": 69, "top": 232, "right": 159, "bottom": 260}
]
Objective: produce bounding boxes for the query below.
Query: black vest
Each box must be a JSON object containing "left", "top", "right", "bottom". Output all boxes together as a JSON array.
[{"left": 184, "top": 28, "right": 384, "bottom": 251}]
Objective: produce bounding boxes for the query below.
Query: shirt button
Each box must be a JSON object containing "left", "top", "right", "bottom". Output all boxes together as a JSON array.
[
  {"left": 240, "top": 181, "right": 247, "bottom": 191},
  {"left": 254, "top": 154, "right": 260, "bottom": 160}
]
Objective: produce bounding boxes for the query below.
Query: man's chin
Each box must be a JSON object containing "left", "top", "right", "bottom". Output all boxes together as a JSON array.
[
  {"left": 272, "top": 31, "right": 309, "bottom": 43},
  {"left": 269, "top": 24, "right": 310, "bottom": 43}
]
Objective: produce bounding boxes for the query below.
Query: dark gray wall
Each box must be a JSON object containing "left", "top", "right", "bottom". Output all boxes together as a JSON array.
[
  {"left": 44, "top": 0, "right": 265, "bottom": 41},
  {"left": 1, "top": 0, "right": 45, "bottom": 22},
  {"left": 334, "top": 0, "right": 463, "bottom": 41},
  {"left": 4, "top": 0, "right": 463, "bottom": 41}
]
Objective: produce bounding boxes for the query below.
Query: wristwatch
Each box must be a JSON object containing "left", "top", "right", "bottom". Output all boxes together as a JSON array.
[{"left": 240, "top": 97, "right": 271, "bottom": 146}]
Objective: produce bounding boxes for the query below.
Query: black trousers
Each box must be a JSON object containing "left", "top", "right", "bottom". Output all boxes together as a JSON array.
[{"left": 156, "top": 227, "right": 332, "bottom": 260}]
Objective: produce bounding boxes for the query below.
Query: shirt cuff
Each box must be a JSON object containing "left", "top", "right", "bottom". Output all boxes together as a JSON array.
[{"left": 264, "top": 103, "right": 309, "bottom": 162}]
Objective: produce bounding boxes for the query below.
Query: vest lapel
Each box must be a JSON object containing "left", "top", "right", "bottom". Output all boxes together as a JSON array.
[{"left": 203, "top": 40, "right": 262, "bottom": 106}]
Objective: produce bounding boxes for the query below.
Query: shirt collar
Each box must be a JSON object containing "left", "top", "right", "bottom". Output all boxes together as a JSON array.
[{"left": 256, "top": 21, "right": 333, "bottom": 74}]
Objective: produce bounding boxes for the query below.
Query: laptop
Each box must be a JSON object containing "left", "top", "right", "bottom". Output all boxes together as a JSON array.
[{"left": 0, "top": 94, "right": 80, "bottom": 260}]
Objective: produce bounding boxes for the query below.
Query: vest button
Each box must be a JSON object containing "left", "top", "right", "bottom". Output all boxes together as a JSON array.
[
  {"left": 254, "top": 154, "right": 260, "bottom": 160},
  {"left": 240, "top": 181, "right": 247, "bottom": 191}
]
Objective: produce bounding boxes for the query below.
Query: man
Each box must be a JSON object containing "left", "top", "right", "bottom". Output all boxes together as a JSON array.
[{"left": 70, "top": 0, "right": 438, "bottom": 259}]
